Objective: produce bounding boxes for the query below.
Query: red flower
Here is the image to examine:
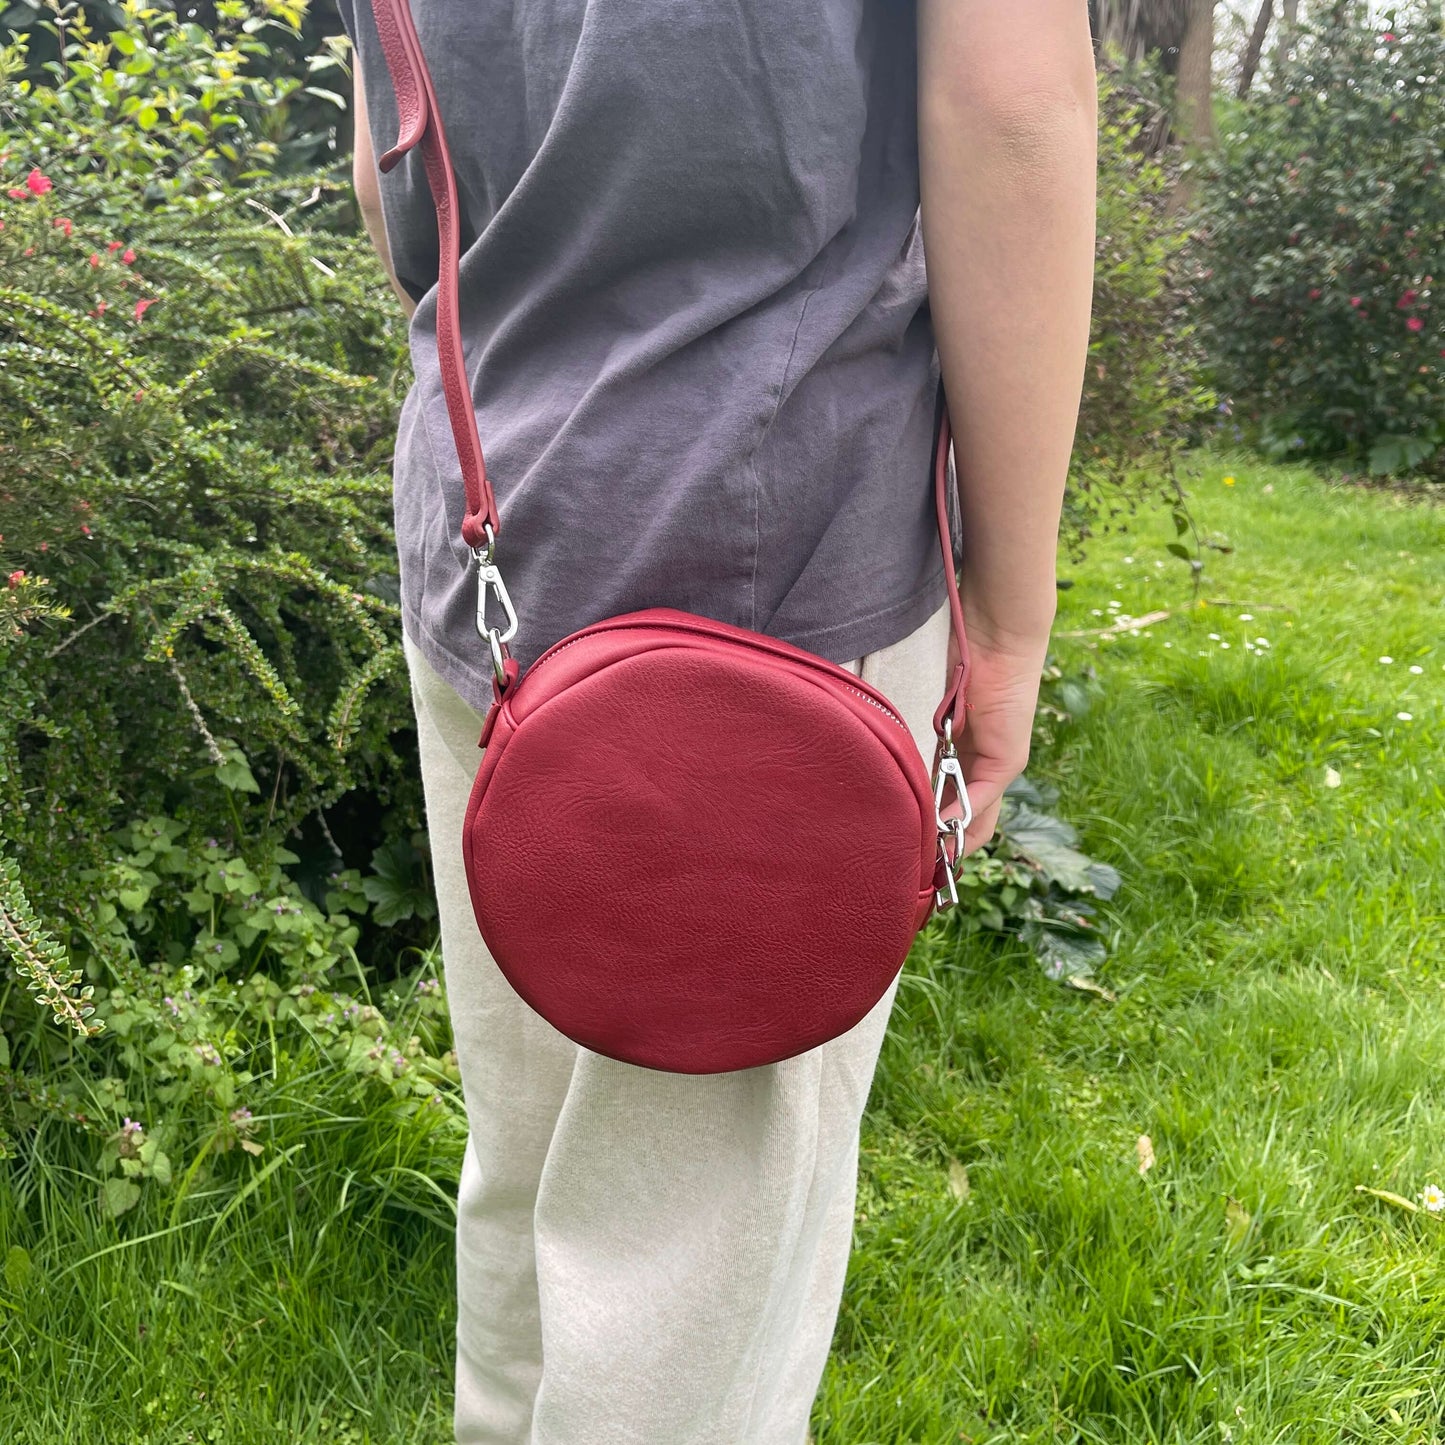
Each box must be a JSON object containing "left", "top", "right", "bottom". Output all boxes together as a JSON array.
[
  {"left": 87, "top": 300, "right": 108, "bottom": 319},
  {"left": 133, "top": 389, "right": 145, "bottom": 402},
  {"left": 107, "top": 239, "right": 123, "bottom": 252},
  {"left": 7, "top": 570, "right": 25, "bottom": 588},
  {"left": 88, "top": 252, "right": 101, "bottom": 268},
  {"left": 80, "top": 524, "right": 92, "bottom": 536},
  {"left": 1308, "top": 288, "right": 1322, "bottom": 300},
  {"left": 121, "top": 247, "right": 136, "bottom": 265},
  {"left": 1398, "top": 290, "right": 1418, "bottom": 307},
  {"left": 1382, "top": 31, "right": 1396, "bottom": 41},
  {"left": 1406, "top": 317, "right": 1424, "bottom": 332},
  {"left": 53, "top": 216, "right": 72, "bottom": 237},
  {"left": 1350, "top": 296, "right": 1362, "bottom": 307},
  {"left": 133, "top": 298, "right": 158, "bottom": 321},
  {"left": 6, "top": 188, "right": 25, "bottom": 200},
  {"left": 24, "top": 169, "right": 51, "bottom": 196}
]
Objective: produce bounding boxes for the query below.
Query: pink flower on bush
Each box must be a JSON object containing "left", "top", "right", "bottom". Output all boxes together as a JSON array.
[
  {"left": 1309, "top": 288, "right": 1322, "bottom": 300},
  {"left": 122, "top": 248, "right": 135, "bottom": 265},
  {"left": 133, "top": 298, "right": 158, "bottom": 321},
  {"left": 1350, "top": 296, "right": 1362, "bottom": 308},
  {"left": 1382, "top": 31, "right": 1396, "bottom": 42},
  {"left": 7, "top": 570, "right": 25, "bottom": 588},
  {"left": 53, "top": 216, "right": 72, "bottom": 237},
  {"left": 1406, "top": 317, "right": 1424, "bottom": 332},
  {"left": 88, "top": 252, "right": 100, "bottom": 268},
  {"left": 1398, "top": 289, "right": 1418, "bottom": 307},
  {"left": 7, "top": 168, "right": 51, "bottom": 199},
  {"left": 107, "top": 239, "right": 123, "bottom": 253}
]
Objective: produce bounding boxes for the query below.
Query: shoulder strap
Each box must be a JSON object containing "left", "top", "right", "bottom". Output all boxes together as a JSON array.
[{"left": 368, "top": 0, "right": 969, "bottom": 761}]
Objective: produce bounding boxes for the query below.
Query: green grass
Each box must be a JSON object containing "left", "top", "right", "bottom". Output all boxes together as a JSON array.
[
  {"left": 818, "top": 456, "right": 1445, "bottom": 1443},
  {"left": 3, "top": 455, "right": 1444, "bottom": 1443}
]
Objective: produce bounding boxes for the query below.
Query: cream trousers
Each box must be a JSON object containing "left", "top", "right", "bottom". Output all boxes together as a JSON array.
[{"left": 404, "top": 598, "right": 950, "bottom": 1445}]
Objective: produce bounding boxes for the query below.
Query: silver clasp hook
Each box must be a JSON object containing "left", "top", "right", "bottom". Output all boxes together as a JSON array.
[
  {"left": 473, "top": 525, "right": 518, "bottom": 647},
  {"left": 932, "top": 718, "right": 971, "bottom": 909}
]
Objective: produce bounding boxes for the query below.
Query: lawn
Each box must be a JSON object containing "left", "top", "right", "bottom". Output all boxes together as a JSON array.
[
  {"left": 2, "top": 454, "right": 1443, "bottom": 1443},
  {"left": 820, "top": 455, "right": 1445, "bottom": 1443}
]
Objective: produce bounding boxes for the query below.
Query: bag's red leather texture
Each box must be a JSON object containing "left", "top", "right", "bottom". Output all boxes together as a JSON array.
[
  {"left": 462, "top": 611, "right": 938, "bottom": 1072},
  {"left": 373, "top": 0, "right": 973, "bottom": 1073}
]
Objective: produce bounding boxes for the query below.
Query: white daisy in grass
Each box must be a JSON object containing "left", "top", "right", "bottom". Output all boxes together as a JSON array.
[
  {"left": 1238, "top": 613, "right": 1254, "bottom": 621},
  {"left": 1256, "top": 638, "right": 1271, "bottom": 648},
  {"left": 1380, "top": 656, "right": 1394, "bottom": 664},
  {"left": 1397, "top": 712, "right": 1414, "bottom": 722},
  {"left": 1422, "top": 1184, "right": 1445, "bottom": 1214},
  {"left": 1409, "top": 665, "right": 1424, "bottom": 675}
]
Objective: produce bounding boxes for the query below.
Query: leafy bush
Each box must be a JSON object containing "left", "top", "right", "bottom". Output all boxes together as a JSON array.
[
  {"left": 1, "top": 0, "right": 353, "bottom": 176},
  {"left": 1196, "top": 6, "right": 1445, "bottom": 476},
  {"left": 1066, "top": 66, "right": 1214, "bottom": 546},
  {"left": 0, "top": 3, "right": 435, "bottom": 1184}
]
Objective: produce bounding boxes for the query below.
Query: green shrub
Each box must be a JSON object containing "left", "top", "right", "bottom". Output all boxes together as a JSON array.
[
  {"left": 1066, "top": 66, "right": 1214, "bottom": 546},
  {"left": 0, "top": 3, "right": 434, "bottom": 1180},
  {"left": 1196, "top": 5, "right": 1444, "bottom": 476}
]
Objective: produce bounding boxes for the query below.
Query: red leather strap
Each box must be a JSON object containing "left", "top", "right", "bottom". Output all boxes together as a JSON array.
[
  {"left": 372, "top": 0, "right": 498, "bottom": 547},
  {"left": 369, "top": 0, "right": 968, "bottom": 736}
]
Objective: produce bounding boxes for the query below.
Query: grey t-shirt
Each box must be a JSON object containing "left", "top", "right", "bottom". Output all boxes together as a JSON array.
[{"left": 339, "top": 0, "right": 947, "bottom": 711}]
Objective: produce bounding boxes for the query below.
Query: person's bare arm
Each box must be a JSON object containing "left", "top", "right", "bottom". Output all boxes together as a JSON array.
[
  {"left": 352, "top": 72, "right": 418, "bottom": 318},
  {"left": 919, "top": 0, "right": 1096, "bottom": 852}
]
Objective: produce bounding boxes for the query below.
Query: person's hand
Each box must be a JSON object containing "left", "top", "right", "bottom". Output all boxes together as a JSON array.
[{"left": 940, "top": 622, "right": 1046, "bottom": 856}]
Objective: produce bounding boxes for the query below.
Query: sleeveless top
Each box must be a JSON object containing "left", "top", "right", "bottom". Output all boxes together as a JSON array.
[{"left": 338, "top": 0, "right": 946, "bottom": 710}]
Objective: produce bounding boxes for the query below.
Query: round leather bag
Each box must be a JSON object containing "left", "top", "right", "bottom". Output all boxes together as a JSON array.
[{"left": 462, "top": 609, "right": 940, "bottom": 1073}]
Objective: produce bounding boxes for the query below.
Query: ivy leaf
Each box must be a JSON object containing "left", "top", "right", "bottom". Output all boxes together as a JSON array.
[
  {"left": 100, "top": 1177, "right": 142, "bottom": 1218},
  {"left": 362, "top": 839, "right": 437, "bottom": 926},
  {"left": 1001, "top": 804, "right": 1096, "bottom": 893},
  {"left": 1020, "top": 918, "right": 1107, "bottom": 982},
  {"left": 213, "top": 739, "right": 260, "bottom": 794}
]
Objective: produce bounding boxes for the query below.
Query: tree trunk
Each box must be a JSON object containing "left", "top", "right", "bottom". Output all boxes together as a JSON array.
[
  {"left": 1175, "top": 0, "right": 1218, "bottom": 149},
  {"left": 1237, "top": 0, "right": 1273, "bottom": 97},
  {"left": 1166, "top": 0, "right": 1216, "bottom": 212},
  {"left": 1274, "top": 0, "right": 1300, "bottom": 76}
]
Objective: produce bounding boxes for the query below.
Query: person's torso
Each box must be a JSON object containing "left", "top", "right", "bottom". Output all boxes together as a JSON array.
[{"left": 341, "top": 0, "right": 944, "bottom": 707}]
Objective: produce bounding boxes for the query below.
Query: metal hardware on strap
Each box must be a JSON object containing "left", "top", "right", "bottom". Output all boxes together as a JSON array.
[
  {"left": 932, "top": 718, "right": 972, "bottom": 910},
  {"left": 474, "top": 536, "right": 518, "bottom": 647}
]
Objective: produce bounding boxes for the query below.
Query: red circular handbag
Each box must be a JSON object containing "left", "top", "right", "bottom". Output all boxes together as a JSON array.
[{"left": 374, "top": 0, "right": 972, "bottom": 1073}]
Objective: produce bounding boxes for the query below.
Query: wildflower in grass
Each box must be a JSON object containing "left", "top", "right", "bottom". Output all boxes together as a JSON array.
[
  {"left": 1380, "top": 656, "right": 1394, "bottom": 664},
  {"left": 1423, "top": 1185, "right": 1445, "bottom": 1213},
  {"left": 1238, "top": 613, "right": 1254, "bottom": 621},
  {"left": 1255, "top": 638, "right": 1270, "bottom": 648},
  {"left": 1208, "top": 633, "right": 1221, "bottom": 641},
  {"left": 1396, "top": 712, "right": 1413, "bottom": 722},
  {"left": 1222, "top": 475, "right": 1236, "bottom": 486},
  {"left": 1324, "top": 767, "right": 1342, "bottom": 788},
  {"left": 120, "top": 1117, "right": 143, "bottom": 1140}
]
